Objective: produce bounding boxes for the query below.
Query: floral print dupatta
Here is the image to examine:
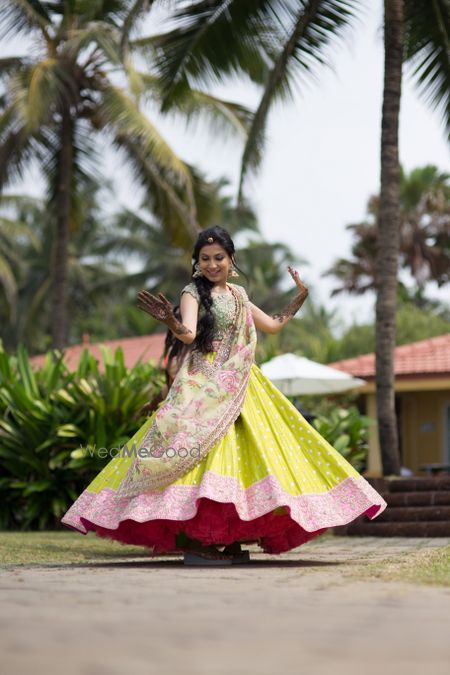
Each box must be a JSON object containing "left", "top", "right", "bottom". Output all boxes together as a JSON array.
[{"left": 117, "top": 284, "right": 257, "bottom": 497}]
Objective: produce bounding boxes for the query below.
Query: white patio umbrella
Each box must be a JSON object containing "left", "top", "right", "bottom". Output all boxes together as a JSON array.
[{"left": 260, "top": 353, "right": 366, "bottom": 396}]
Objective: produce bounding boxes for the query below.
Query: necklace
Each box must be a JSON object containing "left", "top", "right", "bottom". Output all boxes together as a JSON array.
[{"left": 211, "top": 283, "right": 232, "bottom": 296}]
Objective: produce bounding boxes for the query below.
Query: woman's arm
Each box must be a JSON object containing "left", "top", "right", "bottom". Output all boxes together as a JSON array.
[
  {"left": 136, "top": 289, "right": 197, "bottom": 345},
  {"left": 250, "top": 266, "right": 309, "bottom": 334},
  {"left": 178, "top": 292, "right": 199, "bottom": 344}
]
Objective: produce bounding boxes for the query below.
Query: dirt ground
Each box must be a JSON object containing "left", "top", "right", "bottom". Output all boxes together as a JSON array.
[{"left": 1, "top": 535, "right": 449, "bottom": 675}]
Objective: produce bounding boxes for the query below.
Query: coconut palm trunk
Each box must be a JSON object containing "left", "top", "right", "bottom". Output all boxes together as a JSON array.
[
  {"left": 375, "top": 0, "right": 404, "bottom": 475},
  {"left": 50, "top": 106, "right": 74, "bottom": 349}
]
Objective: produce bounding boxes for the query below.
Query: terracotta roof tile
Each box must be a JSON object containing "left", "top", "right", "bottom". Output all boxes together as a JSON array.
[
  {"left": 30, "top": 333, "right": 167, "bottom": 372},
  {"left": 327, "top": 333, "right": 450, "bottom": 378}
]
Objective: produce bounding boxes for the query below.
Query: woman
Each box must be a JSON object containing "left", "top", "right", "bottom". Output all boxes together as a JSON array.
[{"left": 61, "top": 226, "right": 387, "bottom": 565}]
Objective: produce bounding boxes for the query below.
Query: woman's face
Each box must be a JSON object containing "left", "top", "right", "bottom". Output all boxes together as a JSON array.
[{"left": 197, "top": 243, "right": 232, "bottom": 284}]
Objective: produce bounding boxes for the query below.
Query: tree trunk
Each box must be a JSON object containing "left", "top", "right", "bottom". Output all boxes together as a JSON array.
[
  {"left": 375, "top": 0, "right": 404, "bottom": 476},
  {"left": 51, "top": 107, "right": 73, "bottom": 349}
]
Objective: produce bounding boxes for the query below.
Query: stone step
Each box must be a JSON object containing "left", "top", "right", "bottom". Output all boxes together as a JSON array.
[
  {"left": 383, "top": 491, "right": 450, "bottom": 506},
  {"left": 333, "top": 521, "right": 450, "bottom": 537},
  {"left": 334, "top": 476, "right": 450, "bottom": 536},
  {"left": 386, "top": 477, "right": 450, "bottom": 492},
  {"left": 375, "top": 505, "right": 450, "bottom": 522}
]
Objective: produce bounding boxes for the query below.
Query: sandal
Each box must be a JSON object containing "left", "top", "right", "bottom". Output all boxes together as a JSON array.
[
  {"left": 183, "top": 553, "right": 232, "bottom": 566},
  {"left": 222, "top": 542, "right": 251, "bottom": 564},
  {"left": 183, "top": 546, "right": 234, "bottom": 566}
]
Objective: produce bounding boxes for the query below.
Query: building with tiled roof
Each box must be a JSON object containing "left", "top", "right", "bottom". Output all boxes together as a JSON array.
[
  {"left": 328, "top": 333, "right": 450, "bottom": 380},
  {"left": 327, "top": 333, "right": 450, "bottom": 476},
  {"left": 30, "top": 332, "right": 167, "bottom": 372}
]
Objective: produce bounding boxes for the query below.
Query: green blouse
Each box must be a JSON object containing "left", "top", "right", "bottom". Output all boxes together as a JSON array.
[{"left": 180, "top": 282, "right": 249, "bottom": 341}]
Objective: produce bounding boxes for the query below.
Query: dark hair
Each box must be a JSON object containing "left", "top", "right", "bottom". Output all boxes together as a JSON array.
[{"left": 190, "top": 225, "right": 247, "bottom": 353}]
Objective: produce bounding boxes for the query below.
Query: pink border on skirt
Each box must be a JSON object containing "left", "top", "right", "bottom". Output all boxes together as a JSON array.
[{"left": 61, "top": 472, "right": 387, "bottom": 554}]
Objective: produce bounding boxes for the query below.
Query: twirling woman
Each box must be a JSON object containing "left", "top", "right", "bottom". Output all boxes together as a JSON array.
[{"left": 61, "top": 225, "right": 387, "bottom": 565}]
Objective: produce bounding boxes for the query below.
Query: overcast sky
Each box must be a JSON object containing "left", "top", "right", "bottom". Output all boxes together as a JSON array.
[{"left": 2, "top": 1, "right": 449, "bottom": 332}]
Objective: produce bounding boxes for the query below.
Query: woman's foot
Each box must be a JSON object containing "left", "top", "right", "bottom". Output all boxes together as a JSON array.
[
  {"left": 181, "top": 536, "right": 234, "bottom": 561},
  {"left": 221, "top": 542, "right": 251, "bottom": 564},
  {"left": 188, "top": 545, "right": 234, "bottom": 561},
  {"left": 222, "top": 542, "right": 243, "bottom": 556},
  {"left": 183, "top": 544, "right": 235, "bottom": 565}
]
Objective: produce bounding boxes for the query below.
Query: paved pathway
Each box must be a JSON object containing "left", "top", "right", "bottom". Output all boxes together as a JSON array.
[{"left": 1, "top": 536, "right": 449, "bottom": 675}]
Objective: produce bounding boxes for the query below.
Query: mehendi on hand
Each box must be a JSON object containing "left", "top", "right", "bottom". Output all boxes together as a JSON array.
[
  {"left": 271, "top": 266, "right": 309, "bottom": 323},
  {"left": 137, "top": 289, "right": 193, "bottom": 337},
  {"left": 166, "top": 316, "right": 193, "bottom": 337},
  {"left": 271, "top": 288, "right": 309, "bottom": 322}
]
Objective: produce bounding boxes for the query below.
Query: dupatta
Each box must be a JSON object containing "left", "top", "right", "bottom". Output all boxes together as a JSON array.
[{"left": 116, "top": 284, "right": 257, "bottom": 498}]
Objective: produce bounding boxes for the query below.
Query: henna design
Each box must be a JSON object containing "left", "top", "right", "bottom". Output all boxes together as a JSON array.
[
  {"left": 167, "top": 317, "right": 193, "bottom": 336},
  {"left": 271, "top": 267, "right": 309, "bottom": 323},
  {"left": 137, "top": 290, "right": 193, "bottom": 337},
  {"left": 271, "top": 290, "right": 308, "bottom": 322}
]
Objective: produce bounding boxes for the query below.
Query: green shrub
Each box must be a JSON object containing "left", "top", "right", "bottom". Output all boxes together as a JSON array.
[
  {"left": 0, "top": 342, "right": 164, "bottom": 530},
  {"left": 310, "top": 405, "right": 370, "bottom": 472}
]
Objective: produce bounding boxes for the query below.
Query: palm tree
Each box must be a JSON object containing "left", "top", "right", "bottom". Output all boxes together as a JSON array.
[
  {"left": 0, "top": 182, "right": 134, "bottom": 352},
  {"left": 399, "top": 165, "right": 449, "bottom": 289},
  {"left": 0, "top": 194, "right": 41, "bottom": 330},
  {"left": 322, "top": 164, "right": 450, "bottom": 296},
  {"left": 0, "top": 1, "right": 253, "bottom": 349},
  {"left": 145, "top": 0, "right": 449, "bottom": 475},
  {"left": 376, "top": 0, "right": 404, "bottom": 475}
]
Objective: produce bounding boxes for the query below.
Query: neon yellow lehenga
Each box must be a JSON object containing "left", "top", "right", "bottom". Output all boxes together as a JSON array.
[{"left": 61, "top": 281, "right": 387, "bottom": 554}]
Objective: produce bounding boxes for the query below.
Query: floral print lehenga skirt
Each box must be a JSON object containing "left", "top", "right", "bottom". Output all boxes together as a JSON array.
[{"left": 61, "top": 353, "right": 387, "bottom": 554}]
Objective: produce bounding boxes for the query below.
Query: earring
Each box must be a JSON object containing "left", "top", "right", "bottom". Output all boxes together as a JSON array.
[
  {"left": 228, "top": 264, "right": 239, "bottom": 277},
  {"left": 192, "top": 263, "right": 203, "bottom": 278}
]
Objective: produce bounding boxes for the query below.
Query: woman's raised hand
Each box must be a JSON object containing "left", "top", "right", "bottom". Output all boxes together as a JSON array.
[
  {"left": 137, "top": 289, "right": 194, "bottom": 341},
  {"left": 137, "top": 290, "right": 176, "bottom": 325},
  {"left": 271, "top": 266, "right": 309, "bottom": 324},
  {"left": 287, "top": 265, "right": 309, "bottom": 297}
]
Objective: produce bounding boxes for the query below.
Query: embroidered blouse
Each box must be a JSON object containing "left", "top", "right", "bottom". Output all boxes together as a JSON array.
[{"left": 180, "top": 282, "right": 250, "bottom": 342}]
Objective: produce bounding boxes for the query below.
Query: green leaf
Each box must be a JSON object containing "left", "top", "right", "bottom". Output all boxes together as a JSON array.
[
  {"left": 17, "top": 344, "right": 39, "bottom": 398},
  {"left": 23, "top": 480, "right": 53, "bottom": 495},
  {"left": 333, "top": 434, "right": 351, "bottom": 453},
  {"left": 56, "top": 423, "right": 83, "bottom": 438}
]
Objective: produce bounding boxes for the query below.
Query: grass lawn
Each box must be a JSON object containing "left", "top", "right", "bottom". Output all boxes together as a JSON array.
[
  {"left": 346, "top": 543, "right": 450, "bottom": 587},
  {"left": 0, "top": 530, "right": 151, "bottom": 566},
  {"left": 0, "top": 530, "right": 448, "bottom": 587},
  {"left": 0, "top": 529, "right": 335, "bottom": 566}
]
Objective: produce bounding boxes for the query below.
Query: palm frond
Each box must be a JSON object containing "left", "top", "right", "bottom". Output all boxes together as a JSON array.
[
  {"left": 62, "top": 21, "right": 123, "bottom": 64},
  {"left": 238, "top": 0, "right": 361, "bottom": 201},
  {"left": 139, "top": 72, "right": 254, "bottom": 139},
  {"left": 404, "top": 0, "right": 450, "bottom": 139},
  {"left": 133, "top": 0, "right": 281, "bottom": 99},
  {"left": 7, "top": 61, "right": 76, "bottom": 132},
  {"left": 98, "top": 84, "right": 196, "bottom": 191},
  {"left": 0, "top": 57, "right": 28, "bottom": 83},
  {"left": 0, "top": 0, "right": 51, "bottom": 41},
  {"left": 0, "top": 105, "right": 37, "bottom": 190},
  {"left": 0, "top": 193, "right": 44, "bottom": 210},
  {"left": 0, "top": 256, "right": 18, "bottom": 315},
  {"left": 120, "top": 0, "right": 154, "bottom": 55},
  {"left": 112, "top": 129, "right": 200, "bottom": 245},
  {"left": 0, "top": 216, "right": 41, "bottom": 253}
]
